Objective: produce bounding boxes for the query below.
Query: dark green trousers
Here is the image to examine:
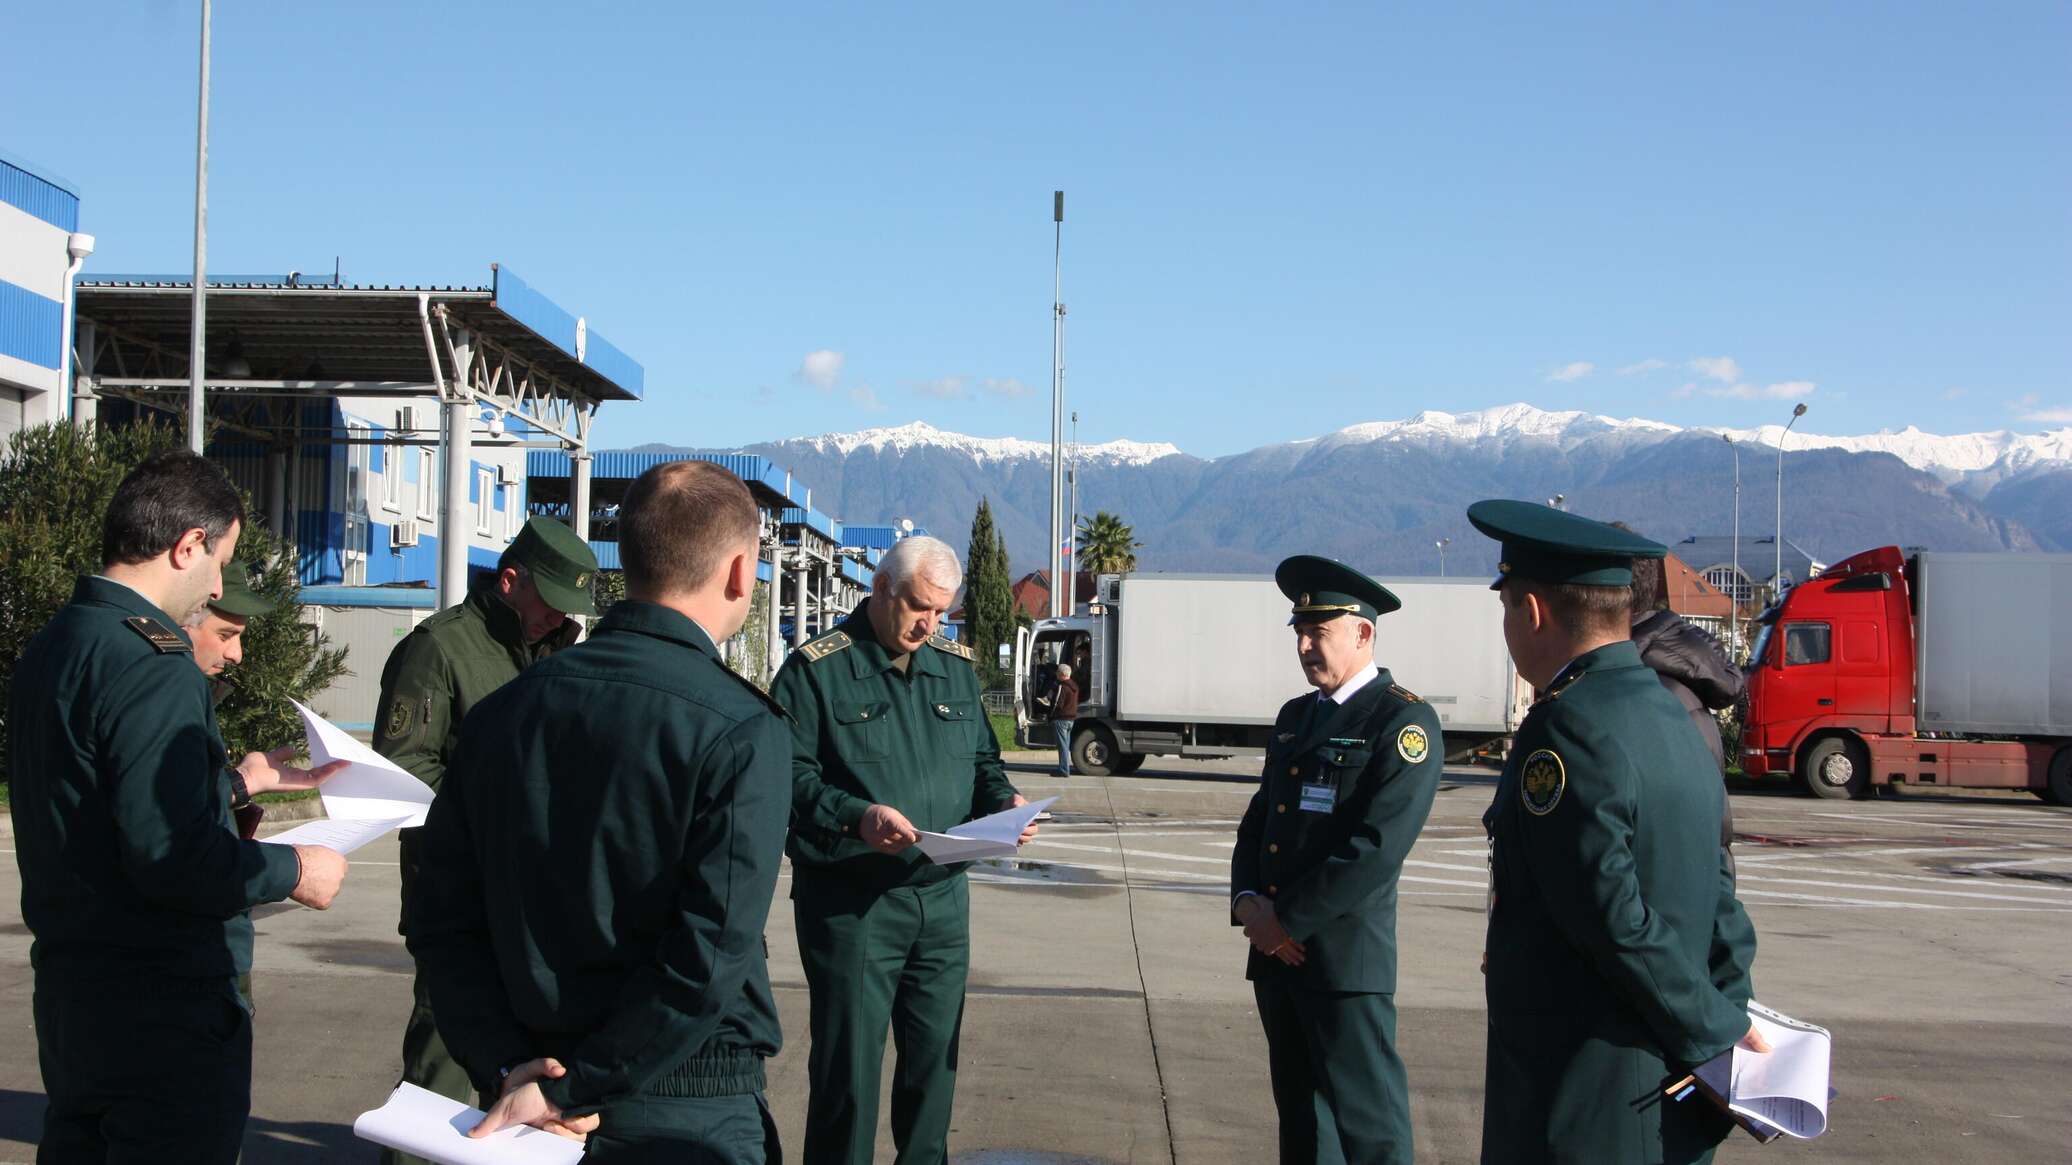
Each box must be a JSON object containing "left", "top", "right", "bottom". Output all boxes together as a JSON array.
[
  {"left": 1254, "top": 979, "right": 1411, "bottom": 1165},
  {"left": 34, "top": 976, "right": 252, "bottom": 1164},
  {"left": 794, "top": 871, "right": 970, "bottom": 1165},
  {"left": 585, "top": 1092, "right": 781, "bottom": 1163},
  {"left": 384, "top": 862, "right": 479, "bottom": 1165}
]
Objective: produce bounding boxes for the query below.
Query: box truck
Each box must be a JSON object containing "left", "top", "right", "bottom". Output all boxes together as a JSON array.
[
  {"left": 1010, "top": 573, "right": 1526, "bottom": 774},
  {"left": 1741, "top": 546, "right": 2072, "bottom": 802}
]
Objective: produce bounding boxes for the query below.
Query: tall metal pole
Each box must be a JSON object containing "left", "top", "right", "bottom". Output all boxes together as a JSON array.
[
  {"left": 1048, "top": 190, "right": 1065, "bottom": 618},
  {"left": 1069, "top": 409, "right": 1080, "bottom": 613},
  {"left": 1774, "top": 403, "right": 1806, "bottom": 604},
  {"left": 1724, "top": 433, "right": 1740, "bottom": 651},
  {"left": 186, "top": 0, "right": 212, "bottom": 453}
]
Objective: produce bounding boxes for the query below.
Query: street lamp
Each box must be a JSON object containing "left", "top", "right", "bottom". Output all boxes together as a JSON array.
[
  {"left": 1723, "top": 432, "right": 1740, "bottom": 651},
  {"left": 1775, "top": 402, "right": 1807, "bottom": 604},
  {"left": 1435, "top": 537, "right": 1451, "bottom": 576},
  {"left": 1547, "top": 493, "right": 1566, "bottom": 511}
]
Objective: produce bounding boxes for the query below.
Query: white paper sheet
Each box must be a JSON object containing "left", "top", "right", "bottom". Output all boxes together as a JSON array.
[
  {"left": 353, "top": 1082, "right": 584, "bottom": 1165},
  {"left": 914, "top": 797, "right": 1058, "bottom": 863},
  {"left": 1729, "top": 1001, "right": 1833, "bottom": 1140},
  {"left": 258, "top": 700, "right": 436, "bottom": 854}
]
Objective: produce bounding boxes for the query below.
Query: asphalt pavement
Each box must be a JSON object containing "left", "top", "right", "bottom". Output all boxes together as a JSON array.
[{"left": 3, "top": 756, "right": 2068, "bottom": 1163}]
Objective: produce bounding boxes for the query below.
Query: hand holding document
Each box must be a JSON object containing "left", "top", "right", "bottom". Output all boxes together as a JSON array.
[
  {"left": 259, "top": 700, "right": 436, "bottom": 854},
  {"left": 354, "top": 1083, "right": 583, "bottom": 1165},
  {"left": 914, "top": 797, "right": 1058, "bottom": 864},
  {"left": 1674, "top": 1001, "right": 1833, "bottom": 1142}
]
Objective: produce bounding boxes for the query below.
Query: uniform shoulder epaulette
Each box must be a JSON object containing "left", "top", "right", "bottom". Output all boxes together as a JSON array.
[
  {"left": 123, "top": 616, "right": 191, "bottom": 654},
  {"left": 798, "top": 630, "right": 853, "bottom": 663},
  {"left": 1386, "top": 682, "right": 1422, "bottom": 704},
  {"left": 1532, "top": 670, "right": 1587, "bottom": 706},
  {"left": 928, "top": 634, "right": 975, "bottom": 661},
  {"left": 715, "top": 663, "right": 794, "bottom": 722}
]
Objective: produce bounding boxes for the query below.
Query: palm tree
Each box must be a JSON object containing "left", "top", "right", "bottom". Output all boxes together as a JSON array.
[{"left": 1076, "top": 511, "right": 1142, "bottom": 574}]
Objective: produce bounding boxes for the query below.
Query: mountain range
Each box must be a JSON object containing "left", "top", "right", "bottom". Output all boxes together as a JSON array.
[{"left": 626, "top": 404, "right": 2072, "bottom": 576}]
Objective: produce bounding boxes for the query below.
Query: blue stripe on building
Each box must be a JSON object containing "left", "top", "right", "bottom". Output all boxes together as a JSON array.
[
  {"left": 0, "top": 278, "right": 63, "bottom": 369},
  {"left": 0, "top": 151, "right": 81, "bottom": 232}
]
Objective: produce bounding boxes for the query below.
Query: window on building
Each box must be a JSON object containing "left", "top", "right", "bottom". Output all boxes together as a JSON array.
[
  {"left": 1703, "top": 564, "right": 1754, "bottom": 603},
  {"left": 1783, "top": 622, "right": 1831, "bottom": 667},
  {"left": 417, "top": 449, "right": 437, "bottom": 521},
  {"left": 475, "top": 467, "right": 494, "bottom": 535},
  {"left": 381, "top": 437, "right": 402, "bottom": 512}
]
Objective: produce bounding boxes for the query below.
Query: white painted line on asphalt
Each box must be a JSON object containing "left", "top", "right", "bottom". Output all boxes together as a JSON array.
[
  {"left": 1738, "top": 865, "right": 2072, "bottom": 896},
  {"left": 1405, "top": 859, "right": 1487, "bottom": 875},
  {"left": 1736, "top": 872, "right": 2072, "bottom": 905},
  {"left": 1956, "top": 856, "right": 2072, "bottom": 869},
  {"left": 1806, "top": 812, "right": 2072, "bottom": 832},
  {"left": 1403, "top": 874, "right": 1489, "bottom": 890},
  {"left": 1740, "top": 887, "right": 2072, "bottom": 912},
  {"left": 1736, "top": 844, "right": 2041, "bottom": 865},
  {"left": 1037, "top": 840, "right": 1232, "bottom": 867}
]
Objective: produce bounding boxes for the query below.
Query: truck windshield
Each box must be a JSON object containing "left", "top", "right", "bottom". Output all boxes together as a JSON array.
[{"left": 1750, "top": 624, "right": 1775, "bottom": 668}]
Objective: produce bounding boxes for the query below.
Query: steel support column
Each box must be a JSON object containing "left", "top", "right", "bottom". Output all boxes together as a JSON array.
[
  {"left": 765, "top": 539, "right": 783, "bottom": 672},
  {"left": 569, "top": 448, "right": 592, "bottom": 540},
  {"left": 792, "top": 555, "right": 809, "bottom": 648}
]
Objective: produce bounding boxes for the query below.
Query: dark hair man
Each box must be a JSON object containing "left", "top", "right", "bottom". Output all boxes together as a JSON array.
[
  {"left": 408, "top": 461, "right": 792, "bottom": 1159},
  {"left": 371, "top": 513, "right": 598, "bottom": 1156},
  {"left": 11, "top": 451, "right": 348, "bottom": 1162},
  {"left": 1231, "top": 556, "right": 1444, "bottom": 1163},
  {"left": 772, "top": 534, "right": 1032, "bottom": 1165},
  {"left": 1468, "top": 499, "right": 1765, "bottom": 1164}
]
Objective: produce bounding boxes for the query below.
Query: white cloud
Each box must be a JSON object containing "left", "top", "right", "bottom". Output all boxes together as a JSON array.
[
  {"left": 980, "top": 376, "right": 1034, "bottom": 398},
  {"left": 914, "top": 375, "right": 969, "bottom": 400},
  {"left": 1618, "top": 358, "right": 1669, "bottom": 375},
  {"left": 1704, "top": 380, "right": 1816, "bottom": 401},
  {"left": 798, "top": 349, "right": 844, "bottom": 391},
  {"left": 2016, "top": 405, "right": 2072, "bottom": 424},
  {"left": 848, "top": 385, "right": 884, "bottom": 411},
  {"left": 1670, "top": 382, "right": 1697, "bottom": 399},
  {"left": 1546, "top": 361, "right": 1595, "bottom": 383},
  {"left": 1688, "top": 356, "right": 1742, "bottom": 384},
  {"left": 1941, "top": 387, "right": 1968, "bottom": 401},
  {"left": 2012, "top": 392, "right": 2041, "bottom": 408}
]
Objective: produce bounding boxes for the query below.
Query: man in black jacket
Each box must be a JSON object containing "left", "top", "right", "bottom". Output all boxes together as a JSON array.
[{"left": 1625, "top": 547, "right": 1746, "bottom": 856}]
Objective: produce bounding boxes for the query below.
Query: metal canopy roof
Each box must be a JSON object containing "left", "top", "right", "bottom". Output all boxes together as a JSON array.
[
  {"left": 75, "top": 265, "right": 641, "bottom": 403},
  {"left": 525, "top": 449, "right": 802, "bottom": 512}
]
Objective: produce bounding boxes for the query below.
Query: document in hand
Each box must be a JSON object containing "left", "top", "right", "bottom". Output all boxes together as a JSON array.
[
  {"left": 354, "top": 1082, "right": 583, "bottom": 1165},
  {"left": 258, "top": 699, "right": 437, "bottom": 854},
  {"left": 914, "top": 797, "right": 1059, "bottom": 864},
  {"left": 1686, "top": 1001, "right": 1833, "bottom": 1142}
]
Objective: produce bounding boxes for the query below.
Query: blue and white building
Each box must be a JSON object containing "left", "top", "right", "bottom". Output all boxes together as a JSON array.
[{"left": 0, "top": 151, "right": 90, "bottom": 441}]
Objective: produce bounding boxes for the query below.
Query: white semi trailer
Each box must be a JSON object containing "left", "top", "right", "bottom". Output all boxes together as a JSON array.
[{"left": 1010, "top": 572, "right": 1526, "bottom": 774}]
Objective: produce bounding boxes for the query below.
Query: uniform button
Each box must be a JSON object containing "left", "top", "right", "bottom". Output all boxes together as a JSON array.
[
  {"left": 1268, "top": 843, "right": 1279, "bottom": 854},
  {"left": 1268, "top": 885, "right": 1278, "bottom": 895},
  {"left": 1288, "top": 765, "right": 1299, "bottom": 776},
  {"left": 1276, "top": 804, "right": 1287, "bottom": 813}
]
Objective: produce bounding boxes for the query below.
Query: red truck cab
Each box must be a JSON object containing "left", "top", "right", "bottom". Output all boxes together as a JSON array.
[{"left": 1743, "top": 546, "right": 2071, "bottom": 802}]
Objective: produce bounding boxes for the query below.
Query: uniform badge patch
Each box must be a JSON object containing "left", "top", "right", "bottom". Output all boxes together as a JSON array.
[
  {"left": 1520, "top": 749, "right": 1565, "bottom": 816},
  {"left": 384, "top": 699, "right": 414, "bottom": 740},
  {"left": 1396, "top": 724, "right": 1430, "bottom": 764}
]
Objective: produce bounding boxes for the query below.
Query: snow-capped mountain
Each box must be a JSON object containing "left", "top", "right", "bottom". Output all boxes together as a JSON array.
[{"left": 627, "top": 404, "right": 2072, "bottom": 571}]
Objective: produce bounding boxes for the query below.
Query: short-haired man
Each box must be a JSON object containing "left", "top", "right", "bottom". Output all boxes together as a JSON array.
[
  {"left": 1231, "top": 555, "right": 1443, "bottom": 1164},
  {"left": 1050, "top": 662, "right": 1080, "bottom": 776},
  {"left": 372, "top": 514, "right": 597, "bottom": 1149},
  {"left": 1468, "top": 500, "right": 1764, "bottom": 1164},
  {"left": 772, "top": 535, "right": 1033, "bottom": 1165},
  {"left": 11, "top": 451, "right": 349, "bottom": 1163},
  {"left": 408, "top": 462, "right": 791, "bottom": 1158}
]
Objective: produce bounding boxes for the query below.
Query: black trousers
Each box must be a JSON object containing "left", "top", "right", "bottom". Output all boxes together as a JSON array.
[
  {"left": 1254, "top": 979, "right": 1412, "bottom": 1165},
  {"left": 34, "top": 976, "right": 252, "bottom": 1164}
]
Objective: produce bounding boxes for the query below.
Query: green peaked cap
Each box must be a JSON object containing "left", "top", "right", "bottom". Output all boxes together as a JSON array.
[
  {"left": 1274, "top": 554, "right": 1402, "bottom": 624},
  {"left": 1465, "top": 499, "right": 1664, "bottom": 590},
  {"left": 500, "top": 516, "right": 600, "bottom": 617},
  {"left": 208, "top": 559, "right": 272, "bottom": 618}
]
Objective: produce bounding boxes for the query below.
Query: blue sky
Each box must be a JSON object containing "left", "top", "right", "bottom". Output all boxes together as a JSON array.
[{"left": 9, "top": 1, "right": 2068, "bottom": 455}]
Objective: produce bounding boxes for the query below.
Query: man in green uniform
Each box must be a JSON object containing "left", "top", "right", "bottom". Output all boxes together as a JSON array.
[
  {"left": 10, "top": 452, "right": 349, "bottom": 1163},
  {"left": 408, "top": 461, "right": 790, "bottom": 1161},
  {"left": 1231, "top": 555, "right": 1444, "bottom": 1164},
  {"left": 772, "top": 535, "right": 1034, "bottom": 1165},
  {"left": 372, "top": 513, "right": 596, "bottom": 1150},
  {"left": 1468, "top": 500, "right": 1765, "bottom": 1164}
]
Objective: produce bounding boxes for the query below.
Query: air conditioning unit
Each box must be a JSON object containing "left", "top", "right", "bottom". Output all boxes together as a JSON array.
[{"left": 390, "top": 520, "right": 421, "bottom": 549}]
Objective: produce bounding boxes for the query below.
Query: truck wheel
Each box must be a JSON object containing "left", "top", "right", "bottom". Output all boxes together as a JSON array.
[
  {"left": 1072, "top": 725, "right": 1120, "bottom": 776},
  {"left": 1800, "top": 735, "right": 1868, "bottom": 800},
  {"left": 1111, "top": 752, "right": 1147, "bottom": 775},
  {"left": 2044, "top": 747, "right": 2072, "bottom": 807}
]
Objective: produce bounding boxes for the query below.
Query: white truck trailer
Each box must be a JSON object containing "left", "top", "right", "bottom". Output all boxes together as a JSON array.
[{"left": 1011, "top": 572, "right": 1526, "bottom": 774}]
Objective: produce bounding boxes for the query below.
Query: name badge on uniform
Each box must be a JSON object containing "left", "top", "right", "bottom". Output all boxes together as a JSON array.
[{"left": 1299, "top": 783, "right": 1336, "bottom": 813}]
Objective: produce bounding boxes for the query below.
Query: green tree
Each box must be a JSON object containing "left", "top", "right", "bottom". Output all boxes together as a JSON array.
[
  {"left": 962, "top": 498, "right": 1015, "bottom": 687},
  {"left": 0, "top": 420, "right": 347, "bottom": 777},
  {"left": 1077, "top": 510, "right": 1142, "bottom": 574}
]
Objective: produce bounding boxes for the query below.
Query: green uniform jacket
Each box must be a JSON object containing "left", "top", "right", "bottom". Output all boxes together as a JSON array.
[
  {"left": 1232, "top": 669, "right": 1444, "bottom": 993},
  {"left": 771, "top": 602, "right": 1018, "bottom": 889},
  {"left": 9, "top": 577, "right": 300, "bottom": 981},
  {"left": 405, "top": 602, "right": 791, "bottom": 1115},
  {"left": 1483, "top": 642, "right": 1758, "bottom": 1163},
  {"left": 372, "top": 578, "right": 576, "bottom": 934}
]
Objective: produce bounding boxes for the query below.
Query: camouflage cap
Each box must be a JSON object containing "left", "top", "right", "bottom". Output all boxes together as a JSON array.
[
  {"left": 500, "top": 515, "right": 600, "bottom": 617},
  {"left": 208, "top": 559, "right": 272, "bottom": 618}
]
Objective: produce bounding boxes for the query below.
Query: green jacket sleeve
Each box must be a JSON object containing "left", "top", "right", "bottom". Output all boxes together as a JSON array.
[
  {"left": 404, "top": 741, "right": 533, "bottom": 1092},
  {"left": 1514, "top": 717, "right": 1750, "bottom": 1066},
  {"left": 99, "top": 657, "right": 300, "bottom": 915},
  {"left": 1229, "top": 753, "right": 1270, "bottom": 921},
  {"left": 1707, "top": 845, "right": 1759, "bottom": 1008},
  {"left": 538, "top": 714, "right": 793, "bottom": 1112},
  {"left": 770, "top": 659, "right": 872, "bottom": 837},
  {"left": 372, "top": 631, "right": 456, "bottom": 791},
  {"left": 1275, "top": 703, "right": 1443, "bottom": 941}
]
